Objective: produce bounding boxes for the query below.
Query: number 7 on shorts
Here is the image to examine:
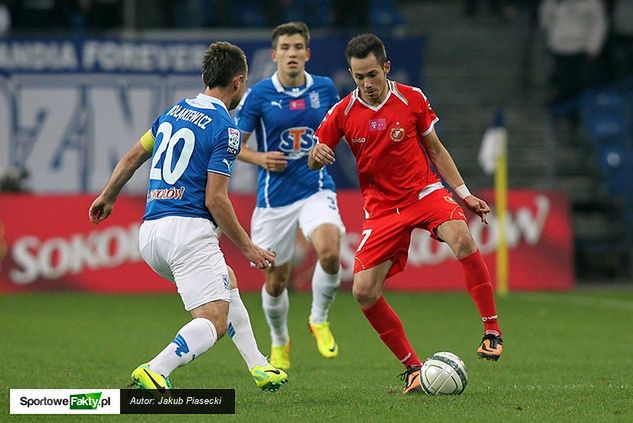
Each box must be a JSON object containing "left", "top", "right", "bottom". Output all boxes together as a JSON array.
[{"left": 357, "top": 229, "right": 372, "bottom": 252}]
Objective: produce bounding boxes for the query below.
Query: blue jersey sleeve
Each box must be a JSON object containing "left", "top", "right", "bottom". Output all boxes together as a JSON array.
[
  {"left": 150, "top": 106, "right": 173, "bottom": 137},
  {"left": 208, "top": 126, "right": 242, "bottom": 177},
  {"left": 149, "top": 115, "right": 161, "bottom": 138},
  {"left": 235, "top": 88, "right": 260, "bottom": 133}
]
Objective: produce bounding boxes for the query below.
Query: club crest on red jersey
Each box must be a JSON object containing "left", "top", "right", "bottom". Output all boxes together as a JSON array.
[{"left": 389, "top": 123, "right": 405, "bottom": 142}]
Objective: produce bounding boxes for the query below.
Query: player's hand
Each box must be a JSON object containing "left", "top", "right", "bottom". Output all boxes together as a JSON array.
[
  {"left": 310, "top": 144, "right": 335, "bottom": 166},
  {"left": 463, "top": 195, "right": 490, "bottom": 224},
  {"left": 244, "top": 243, "right": 276, "bottom": 269},
  {"left": 258, "top": 151, "right": 287, "bottom": 172},
  {"left": 88, "top": 196, "right": 113, "bottom": 224}
]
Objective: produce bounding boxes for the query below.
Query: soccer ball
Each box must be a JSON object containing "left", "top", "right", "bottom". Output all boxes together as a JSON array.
[{"left": 420, "top": 352, "right": 468, "bottom": 395}]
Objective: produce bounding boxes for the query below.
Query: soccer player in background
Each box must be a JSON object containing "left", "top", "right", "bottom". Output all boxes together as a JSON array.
[
  {"left": 88, "top": 42, "right": 288, "bottom": 392},
  {"left": 235, "top": 22, "right": 345, "bottom": 370},
  {"left": 308, "top": 34, "right": 503, "bottom": 394}
]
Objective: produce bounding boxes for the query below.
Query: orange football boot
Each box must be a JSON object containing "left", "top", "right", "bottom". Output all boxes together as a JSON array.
[
  {"left": 400, "top": 365, "right": 423, "bottom": 394},
  {"left": 477, "top": 333, "right": 503, "bottom": 361}
]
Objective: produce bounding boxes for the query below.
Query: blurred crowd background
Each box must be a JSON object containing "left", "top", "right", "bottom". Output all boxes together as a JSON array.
[{"left": 1, "top": 0, "right": 631, "bottom": 283}]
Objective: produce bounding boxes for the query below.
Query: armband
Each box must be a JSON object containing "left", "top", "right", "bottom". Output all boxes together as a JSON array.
[
  {"left": 455, "top": 184, "right": 471, "bottom": 200},
  {"left": 140, "top": 130, "right": 155, "bottom": 152}
]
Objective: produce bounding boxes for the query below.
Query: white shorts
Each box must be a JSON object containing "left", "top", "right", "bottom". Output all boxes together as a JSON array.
[
  {"left": 139, "top": 216, "right": 230, "bottom": 311},
  {"left": 251, "top": 190, "right": 346, "bottom": 265}
]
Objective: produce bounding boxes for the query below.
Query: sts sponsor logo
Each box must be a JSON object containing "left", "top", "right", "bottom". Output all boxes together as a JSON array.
[{"left": 279, "top": 126, "right": 315, "bottom": 159}]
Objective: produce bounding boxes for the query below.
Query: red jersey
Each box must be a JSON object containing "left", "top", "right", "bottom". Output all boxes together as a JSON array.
[{"left": 315, "top": 81, "right": 441, "bottom": 218}]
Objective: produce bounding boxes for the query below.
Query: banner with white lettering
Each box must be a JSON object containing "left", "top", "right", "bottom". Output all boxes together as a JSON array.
[
  {"left": 0, "top": 36, "right": 422, "bottom": 193},
  {"left": 0, "top": 190, "right": 574, "bottom": 292}
]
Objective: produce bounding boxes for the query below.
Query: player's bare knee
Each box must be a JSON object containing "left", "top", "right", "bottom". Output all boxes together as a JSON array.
[
  {"left": 265, "top": 263, "right": 291, "bottom": 296},
  {"left": 191, "top": 301, "right": 229, "bottom": 338},
  {"left": 213, "top": 318, "right": 228, "bottom": 339},
  {"left": 318, "top": 252, "right": 340, "bottom": 274},
  {"left": 199, "top": 314, "right": 228, "bottom": 338},
  {"left": 447, "top": 229, "right": 476, "bottom": 257},
  {"left": 352, "top": 284, "right": 379, "bottom": 307},
  {"left": 265, "top": 276, "right": 289, "bottom": 296},
  {"left": 455, "top": 234, "right": 477, "bottom": 258}
]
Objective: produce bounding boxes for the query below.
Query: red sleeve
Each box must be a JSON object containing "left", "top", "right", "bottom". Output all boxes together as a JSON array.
[
  {"left": 411, "top": 87, "right": 439, "bottom": 136},
  {"left": 314, "top": 99, "right": 344, "bottom": 150}
]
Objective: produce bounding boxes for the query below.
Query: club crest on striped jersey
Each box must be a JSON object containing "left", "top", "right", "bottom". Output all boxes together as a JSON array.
[{"left": 310, "top": 91, "right": 321, "bottom": 109}]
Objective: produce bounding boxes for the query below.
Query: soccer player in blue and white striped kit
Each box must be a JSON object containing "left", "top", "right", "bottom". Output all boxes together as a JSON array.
[
  {"left": 89, "top": 42, "right": 287, "bottom": 391},
  {"left": 235, "top": 22, "right": 346, "bottom": 370}
]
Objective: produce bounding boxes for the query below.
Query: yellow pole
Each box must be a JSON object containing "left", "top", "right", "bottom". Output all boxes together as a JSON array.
[{"left": 495, "top": 131, "right": 509, "bottom": 296}]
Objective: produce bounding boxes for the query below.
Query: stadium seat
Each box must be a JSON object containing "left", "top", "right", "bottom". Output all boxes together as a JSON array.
[
  {"left": 581, "top": 89, "right": 632, "bottom": 149},
  {"left": 597, "top": 145, "right": 633, "bottom": 199},
  {"left": 284, "top": 0, "right": 332, "bottom": 27},
  {"left": 235, "top": 0, "right": 266, "bottom": 27},
  {"left": 369, "top": 0, "right": 404, "bottom": 28}
]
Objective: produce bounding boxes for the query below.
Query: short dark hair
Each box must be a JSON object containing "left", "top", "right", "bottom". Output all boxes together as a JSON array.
[
  {"left": 345, "top": 34, "right": 387, "bottom": 66},
  {"left": 271, "top": 21, "right": 310, "bottom": 49},
  {"left": 202, "top": 42, "right": 247, "bottom": 89}
]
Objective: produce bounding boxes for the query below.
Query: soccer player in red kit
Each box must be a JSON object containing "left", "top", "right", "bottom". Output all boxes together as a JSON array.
[{"left": 308, "top": 34, "right": 503, "bottom": 394}]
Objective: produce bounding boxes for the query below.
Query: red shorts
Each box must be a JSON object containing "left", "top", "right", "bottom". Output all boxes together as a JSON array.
[{"left": 353, "top": 188, "right": 466, "bottom": 279}]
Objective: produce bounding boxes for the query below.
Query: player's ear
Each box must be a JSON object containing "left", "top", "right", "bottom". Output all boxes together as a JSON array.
[
  {"left": 384, "top": 61, "right": 391, "bottom": 75},
  {"left": 271, "top": 49, "right": 278, "bottom": 63},
  {"left": 305, "top": 47, "right": 311, "bottom": 63},
  {"left": 233, "top": 74, "right": 243, "bottom": 92}
]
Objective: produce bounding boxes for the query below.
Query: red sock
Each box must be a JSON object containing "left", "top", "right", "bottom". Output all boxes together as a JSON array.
[
  {"left": 361, "top": 296, "right": 421, "bottom": 368},
  {"left": 460, "top": 250, "right": 502, "bottom": 336}
]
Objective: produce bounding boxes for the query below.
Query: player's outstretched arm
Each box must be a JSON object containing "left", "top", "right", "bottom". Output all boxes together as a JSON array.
[
  {"left": 237, "top": 132, "right": 287, "bottom": 172},
  {"left": 89, "top": 142, "right": 151, "bottom": 224},
  {"left": 422, "top": 129, "right": 490, "bottom": 223},
  {"left": 308, "top": 143, "right": 335, "bottom": 170},
  {"left": 205, "top": 172, "right": 275, "bottom": 269}
]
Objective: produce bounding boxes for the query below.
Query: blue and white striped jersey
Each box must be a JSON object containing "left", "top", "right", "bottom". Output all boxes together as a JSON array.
[
  {"left": 143, "top": 93, "right": 241, "bottom": 221},
  {"left": 235, "top": 72, "right": 338, "bottom": 208}
]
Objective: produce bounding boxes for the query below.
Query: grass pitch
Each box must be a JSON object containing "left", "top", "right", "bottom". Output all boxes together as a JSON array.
[{"left": 3, "top": 289, "right": 633, "bottom": 421}]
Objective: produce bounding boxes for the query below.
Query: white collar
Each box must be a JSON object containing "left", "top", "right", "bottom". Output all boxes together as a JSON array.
[
  {"left": 184, "top": 93, "right": 229, "bottom": 113},
  {"left": 271, "top": 71, "right": 314, "bottom": 97},
  {"left": 353, "top": 81, "right": 407, "bottom": 112}
]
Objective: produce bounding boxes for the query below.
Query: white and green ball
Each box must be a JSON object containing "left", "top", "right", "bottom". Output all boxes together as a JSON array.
[{"left": 420, "top": 351, "right": 468, "bottom": 395}]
